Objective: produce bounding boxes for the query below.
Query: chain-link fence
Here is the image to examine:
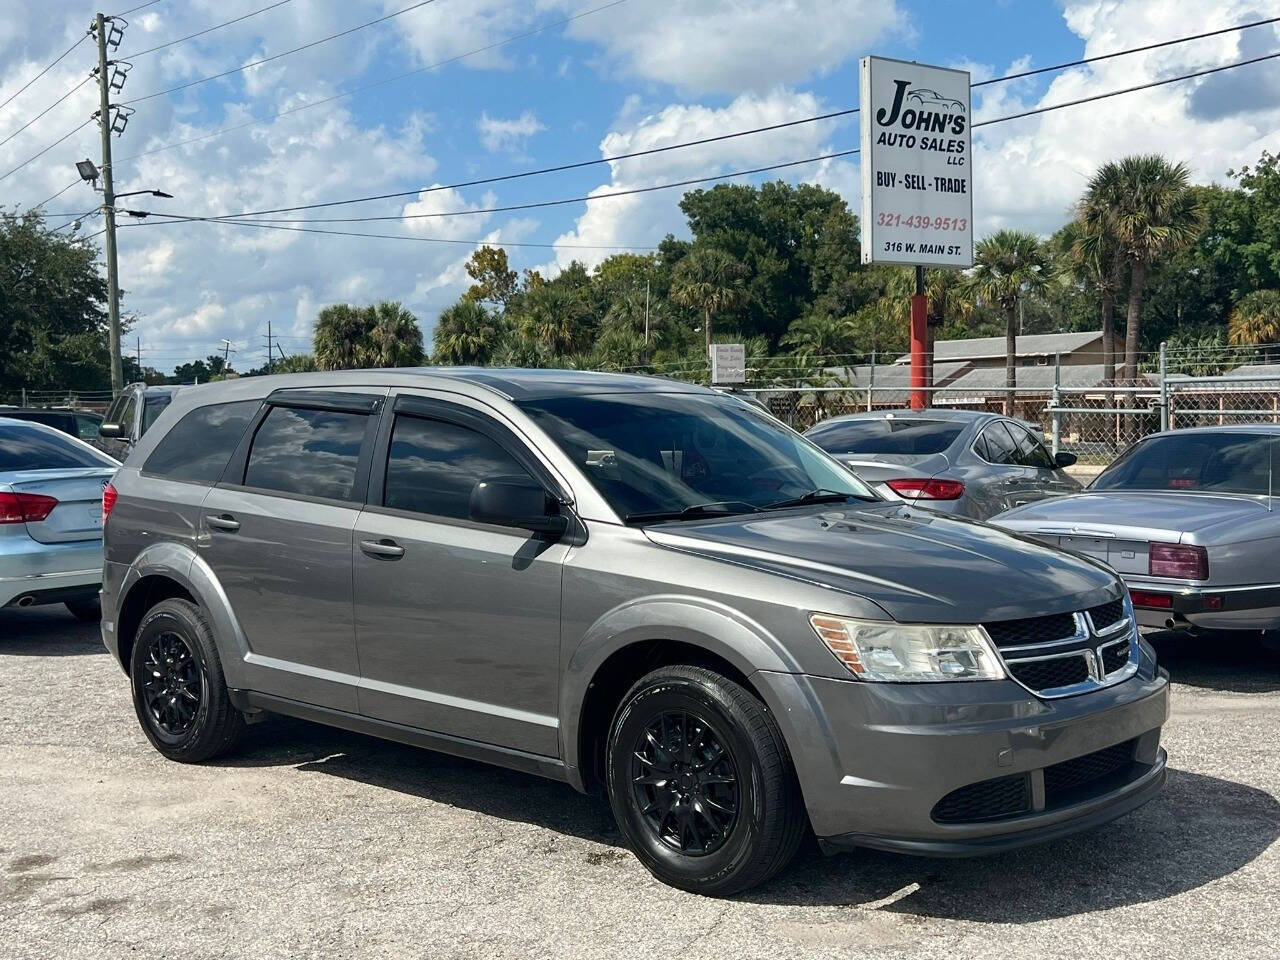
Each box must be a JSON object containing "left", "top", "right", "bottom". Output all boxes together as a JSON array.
[{"left": 0, "top": 388, "right": 115, "bottom": 412}]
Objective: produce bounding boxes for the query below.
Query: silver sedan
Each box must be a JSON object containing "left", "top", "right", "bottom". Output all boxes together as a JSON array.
[
  {"left": 994, "top": 425, "right": 1280, "bottom": 634},
  {"left": 805, "top": 409, "right": 1081, "bottom": 520}
]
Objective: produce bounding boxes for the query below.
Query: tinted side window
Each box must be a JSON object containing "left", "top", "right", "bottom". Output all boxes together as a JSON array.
[
  {"left": 144, "top": 401, "right": 260, "bottom": 484},
  {"left": 1008, "top": 423, "right": 1054, "bottom": 469},
  {"left": 117, "top": 394, "right": 138, "bottom": 437},
  {"left": 980, "top": 422, "right": 1019, "bottom": 465},
  {"left": 245, "top": 406, "right": 368, "bottom": 501},
  {"left": 76, "top": 415, "right": 101, "bottom": 440},
  {"left": 384, "top": 415, "right": 534, "bottom": 521},
  {"left": 142, "top": 397, "right": 170, "bottom": 433}
]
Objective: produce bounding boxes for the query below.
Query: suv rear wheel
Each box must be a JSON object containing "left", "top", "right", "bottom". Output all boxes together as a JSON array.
[
  {"left": 129, "top": 598, "right": 244, "bottom": 762},
  {"left": 605, "top": 664, "right": 805, "bottom": 895}
]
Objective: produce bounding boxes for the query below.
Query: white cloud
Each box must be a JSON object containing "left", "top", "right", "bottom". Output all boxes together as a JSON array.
[{"left": 476, "top": 110, "right": 546, "bottom": 154}]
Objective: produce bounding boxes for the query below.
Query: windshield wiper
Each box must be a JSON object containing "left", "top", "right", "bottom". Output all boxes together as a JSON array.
[
  {"left": 624, "top": 501, "right": 763, "bottom": 525},
  {"left": 762, "top": 488, "right": 865, "bottom": 510}
]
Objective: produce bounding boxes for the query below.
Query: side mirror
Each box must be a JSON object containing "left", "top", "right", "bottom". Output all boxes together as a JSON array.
[
  {"left": 1054, "top": 451, "right": 1078, "bottom": 468},
  {"left": 470, "top": 476, "right": 567, "bottom": 536},
  {"left": 99, "top": 422, "right": 122, "bottom": 439}
]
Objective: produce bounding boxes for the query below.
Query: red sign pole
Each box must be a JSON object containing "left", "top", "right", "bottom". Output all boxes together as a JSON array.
[{"left": 909, "top": 265, "right": 928, "bottom": 410}]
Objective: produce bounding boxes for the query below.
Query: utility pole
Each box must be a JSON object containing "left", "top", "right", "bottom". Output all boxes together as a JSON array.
[
  {"left": 644, "top": 279, "right": 650, "bottom": 344},
  {"left": 266, "top": 320, "right": 274, "bottom": 374},
  {"left": 135, "top": 336, "right": 140, "bottom": 369},
  {"left": 94, "top": 12, "right": 122, "bottom": 396}
]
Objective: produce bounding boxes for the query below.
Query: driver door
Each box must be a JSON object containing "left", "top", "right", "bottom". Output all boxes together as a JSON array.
[{"left": 351, "top": 395, "right": 569, "bottom": 756}]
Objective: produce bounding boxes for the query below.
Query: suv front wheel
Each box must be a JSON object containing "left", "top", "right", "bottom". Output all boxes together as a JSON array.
[
  {"left": 129, "top": 598, "right": 245, "bottom": 762},
  {"left": 606, "top": 664, "right": 806, "bottom": 895}
]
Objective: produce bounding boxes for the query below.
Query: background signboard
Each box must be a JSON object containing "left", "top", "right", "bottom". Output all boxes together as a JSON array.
[
  {"left": 710, "top": 343, "right": 746, "bottom": 384},
  {"left": 859, "top": 56, "right": 973, "bottom": 268}
]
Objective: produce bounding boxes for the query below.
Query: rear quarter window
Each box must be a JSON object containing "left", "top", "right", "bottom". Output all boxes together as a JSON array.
[{"left": 143, "top": 401, "right": 260, "bottom": 484}]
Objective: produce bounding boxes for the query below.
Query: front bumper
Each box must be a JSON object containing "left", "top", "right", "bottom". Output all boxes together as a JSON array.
[
  {"left": 753, "top": 644, "right": 1169, "bottom": 849},
  {"left": 1125, "top": 578, "right": 1280, "bottom": 632},
  {"left": 0, "top": 538, "right": 102, "bottom": 608}
]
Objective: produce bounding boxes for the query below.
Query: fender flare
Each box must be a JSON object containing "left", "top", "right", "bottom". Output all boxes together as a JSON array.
[
  {"left": 558, "top": 594, "right": 807, "bottom": 786},
  {"left": 116, "top": 542, "right": 251, "bottom": 688}
]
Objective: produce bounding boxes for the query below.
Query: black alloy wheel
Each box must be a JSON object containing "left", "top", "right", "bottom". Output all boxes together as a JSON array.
[
  {"left": 129, "top": 598, "right": 245, "bottom": 762},
  {"left": 140, "top": 631, "right": 203, "bottom": 740},
  {"left": 630, "top": 711, "right": 739, "bottom": 856}
]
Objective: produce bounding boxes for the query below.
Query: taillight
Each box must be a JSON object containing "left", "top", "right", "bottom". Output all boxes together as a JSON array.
[
  {"left": 1149, "top": 542, "right": 1208, "bottom": 580},
  {"left": 0, "top": 491, "right": 59, "bottom": 524},
  {"left": 1130, "top": 590, "right": 1173, "bottom": 609},
  {"left": 885, "top": 477, "right": 965, "bottom": 501},
  {"left": 102, "top": 482, "right": 118, "bottom": 525}
]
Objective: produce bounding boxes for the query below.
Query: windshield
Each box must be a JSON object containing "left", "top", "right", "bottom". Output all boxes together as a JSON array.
[
  {"left": 0, "top": 422, "right": 118, "bottom": 470},
  {"left": 1092, "top": 432, "right": 1277, "bottom": 496},
  {"left": 806, "top": 417, "right": 964, "bottom": 455},
  {"left": 519, "top": 392, "right": 876, "bottom": 521}
]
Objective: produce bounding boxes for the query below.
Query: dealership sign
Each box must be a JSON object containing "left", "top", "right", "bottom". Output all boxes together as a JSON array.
[
  {"left": 859, "top": 56, "right": 973, "bottom": 268},
  {"left": 710, "top": 343, "right": 746, "bottom": 384}
]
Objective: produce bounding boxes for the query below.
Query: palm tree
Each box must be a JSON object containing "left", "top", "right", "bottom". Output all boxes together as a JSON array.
[
  {"left": 1081, "top": 155, "right": 1204, "bottom": 385},
  {"left": 1061, "top": 216, "right": 1123, "bottom": 384},
  {"left": 779, "top": 311, "right": 856, "bottom": 362},
  {"left": 924, "top": 269, "right": 973, "bottom": 386},
  {"left": 365, "top": 300, "right": 424, "bottom": 368},
  {"left": 516, "top": 285, "right": 591, "bottom": 355},
  {"left": 433, "top": 300, "right": 502, "bottom": 365},
  {"left": 1229, "top": 290, "right": 1280, "bottom": 361},
  {"left": 274, "top": 353, "right": 317, "bottom": 373},
  {"left": 313, "top": 303, "right": 372, "bottom": 371},
  {"left": 669, "top": 248, "right": 748, "bottom": 354},
  {"left": 962, "top": 230, "right": 1051, "bottom": 414}
]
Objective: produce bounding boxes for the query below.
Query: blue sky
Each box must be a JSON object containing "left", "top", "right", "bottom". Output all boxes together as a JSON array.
[{"left": 1, "top": 0, "right": 1278, "bottom": 373}]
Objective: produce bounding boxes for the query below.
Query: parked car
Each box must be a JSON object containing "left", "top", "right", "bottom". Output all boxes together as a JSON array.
[
  {"left": 0, "top": 407, "right": 104, "bottom": 447},
  {"left": 805, "top": 409, "right": 1081, "bottom": 520},
  {"left": 0, "top": 417, "right": 119, "bottom": 620},
  {"left": 98, "top": 383, "right": 181, "bottom": 459},
  {"left": 101, "top": 370, "right": 1167, "bottom": 895},
  {"left": 994, "top": 425, "right": 1280, "bottom": 635}
]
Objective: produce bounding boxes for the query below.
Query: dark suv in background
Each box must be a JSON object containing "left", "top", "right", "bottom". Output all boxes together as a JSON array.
[
  {"left": 98, "top": 383, "right": 181, "bottom": 459},
  {"left": 100, "top": 370, "right": 1168, "bottom": 895}
]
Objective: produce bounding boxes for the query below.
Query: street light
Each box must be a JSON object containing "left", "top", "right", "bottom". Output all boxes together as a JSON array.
[{"left": 76, "top": 159, "right": 99, "bottom": 183}]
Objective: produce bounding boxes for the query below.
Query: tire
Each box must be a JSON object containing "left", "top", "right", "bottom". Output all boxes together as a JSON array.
[
  {"left": 129, "top": 598, "right": 245, "bottom": 763},
  {"left": 65, "top": 597, "right": 101, "bottom": 622},
  {"left": 605, "top": 664, "right": 806, "bottom": 896}
]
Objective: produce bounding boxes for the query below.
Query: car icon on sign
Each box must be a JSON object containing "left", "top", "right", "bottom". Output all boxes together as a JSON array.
[{"left": 907, "top": 88, "right": 964, "bottom": 111}]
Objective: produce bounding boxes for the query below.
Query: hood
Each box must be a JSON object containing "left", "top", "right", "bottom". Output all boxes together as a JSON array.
[
  {"left": 643, "top": 503, "right": 1118, "bottom": 624},
  {"left": 993, "top": 491, "right": 1272, "bottom": 544}
]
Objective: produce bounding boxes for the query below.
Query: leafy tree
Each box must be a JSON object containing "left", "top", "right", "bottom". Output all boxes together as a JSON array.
[
  {"left": 0, "top": 213, "right": 110, "bottom": 389},
  {"left": 462, "top": 246, "right": 519, "bottom": 309},
  {"left": 1081, "top": 155, "right": 1204, "bottom": 384},
  {"left": 365, "top": 300, "right": 425, "bottom": 368},
  {"left": 173, "top": 354, "right": 235, "bottom": 383},
  {"left": 1228, "top": 290, "right": 1280, "bottom": 358},
  {"left": 433, "top": 300, "right": 505, "bottom": 365},
  {"left": 1061, "top": 215, "right": 1123, "bottom": 383},
  {"left": 670, "top": 247, "right": 748, "bottom": 354},
  {"left": 963, "top": 230, "right": 1051, "bottom": 412},
  {"left": 780, "top": 312, "right": 857, "bottom": 361},
  {"left": 515, "top": 283, "right": 593, "bottom": 355},
  {"left": 272, "top": 353, "right": 317, "bottom": 373}
]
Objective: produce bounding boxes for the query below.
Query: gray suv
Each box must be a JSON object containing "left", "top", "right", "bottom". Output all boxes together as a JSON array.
[{"left": 100, "top": 369, "right": 1169, "bottom": 895}]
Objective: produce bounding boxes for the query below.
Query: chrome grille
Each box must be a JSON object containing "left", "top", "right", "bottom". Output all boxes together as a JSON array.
[
  {"left": 1100, "top": 638, "right": 1131, "bottom": 675},
  {"left": 1008, "top": 654, "right": 1091, "bottom": 691},
  {"left": 983, "top": 612, "right": 1077, "bottom": 649},
  {"left": 1086, "top": 599, "right": 1124, "bottom": 632}
]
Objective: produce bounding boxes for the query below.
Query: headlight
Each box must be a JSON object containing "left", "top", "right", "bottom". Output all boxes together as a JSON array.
[{"left": 809, "top": 614, "right": 1006, "bottom": 682}]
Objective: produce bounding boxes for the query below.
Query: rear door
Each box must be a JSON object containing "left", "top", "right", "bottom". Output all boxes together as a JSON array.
[
  {"left": 197, "top": 390, "right": 383, "bottom": 711},
  {"left": 352, "top": 394, "right": 568, "bottom": 755},
  {"left": 973, "top": 420, "right": 1038, "bottom": 513}
]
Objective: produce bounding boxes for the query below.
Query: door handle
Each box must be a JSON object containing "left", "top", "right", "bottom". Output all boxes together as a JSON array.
[
  {"left": 360, "top": 538, "right": 405, "bottom": 560},
  {"left": 207, "top": 514, "right": 240, "bottom": 532}
]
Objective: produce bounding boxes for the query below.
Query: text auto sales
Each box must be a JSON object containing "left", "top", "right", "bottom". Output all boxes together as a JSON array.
[{"left": 874, "top": 79, "right": 967, "bottom": 168}]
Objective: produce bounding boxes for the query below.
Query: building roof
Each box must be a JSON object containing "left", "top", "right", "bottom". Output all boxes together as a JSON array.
[
  {"left": 894, "top": 331, "right": 1107, "bottom": 364},
  {"left": 935, "top": 363, "right": 1149, "bottom": 396}
]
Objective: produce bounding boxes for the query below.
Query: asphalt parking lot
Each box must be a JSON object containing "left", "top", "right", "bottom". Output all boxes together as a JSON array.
[{"left": 2, "top": 607, "right": 1278, "bottom": 960}]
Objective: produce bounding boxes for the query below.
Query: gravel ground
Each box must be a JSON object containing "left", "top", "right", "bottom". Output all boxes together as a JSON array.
[{"left": 2, "top": 606, "right": 1277, "bottom": 960}]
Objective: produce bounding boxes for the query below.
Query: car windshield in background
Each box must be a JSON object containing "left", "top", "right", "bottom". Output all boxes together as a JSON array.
[
  {"left": 807, "top": 418, "right": 964, "bottom": 455},
  {"left": 519, "top": 393, "right": 876, "bottom": 521},
  {"left": 0, "top": 422, "right": 118, "bottom": 471},
  {"left": 1092, "top": 432, "right": 1277, "bottom": 496}
]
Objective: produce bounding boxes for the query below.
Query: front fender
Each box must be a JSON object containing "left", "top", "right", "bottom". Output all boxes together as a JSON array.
[
  {"left": 113, "top": 543, "right": 251, "bottom": 688},
  {"left": 559, "top": 594, "right": 807, "bottom": 785}
]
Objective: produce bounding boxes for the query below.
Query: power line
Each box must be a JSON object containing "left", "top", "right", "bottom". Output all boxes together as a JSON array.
[
  {"left": 145, "top": 41, "right": 1280, "bottom": 229},
  {"left": 115, "top": 0, "right": 628, "bottom": 164},
  {"left": 0, "top": 117, "right": 94, "bottom": 184},
  {"left": 122, "top": 0, "right": 441, "bottom": 105},
  {"left": 122, "top": 0, "right": 295, "bottom": 59},
  {"left": 33, "top": 179, "right": 82, "bottom": 209},
  {"left": 115, "top": 1, "right": 163, "bottom": 15},
  {"left": 0, "top": 31, "right": 91, "bottom": 114},
  {"left": 120, "top": 215, "right": 660, "bottom": 251},
  {"left": 0, "top": 76, "right": 94, "bottom": 151}
]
